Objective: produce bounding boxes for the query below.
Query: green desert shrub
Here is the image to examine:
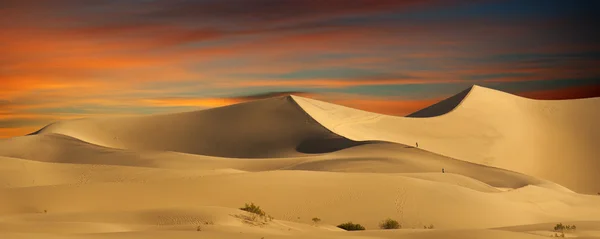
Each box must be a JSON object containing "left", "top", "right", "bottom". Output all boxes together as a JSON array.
[
  {"left": 239, "top": 202, "right": 273, "bottom": 222},
  {"left": 554, "top": 223, "right": 564, "bottom": 231},
  {"left": 337, "top": 222, "right": 365, "bottom": 231},
  {"left": 240, "top": 202, "right": 266, "bottom": 217},
  {"left": 379, "top": 218, "right": 400, "bottom": 229},
  {"left": 554, "top": 223, "right": 576, "bottom": 232}
]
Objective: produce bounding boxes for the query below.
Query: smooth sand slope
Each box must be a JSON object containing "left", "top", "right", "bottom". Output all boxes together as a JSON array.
[
  {"left": 0, "top": 85, "right": 599, "bottom": 239},
  {"left": 294, "top": 85, "right": 600, "bottom": 194},
  {"left": 28, "top": 96, "right": 359, "bottom": 158}
]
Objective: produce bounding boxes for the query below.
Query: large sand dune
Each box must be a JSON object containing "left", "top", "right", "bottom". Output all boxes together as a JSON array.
[
  {"left": 1, "top": 85, "right": 599, "bottom": 239},
  {"left": 28, "top": 96, "right": 360, "bottom": 158},
  {"left": 294, "top": 85, "right": 600, "bottom": 194}
]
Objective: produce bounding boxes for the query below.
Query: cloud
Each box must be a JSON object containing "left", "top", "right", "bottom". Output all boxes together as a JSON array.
[
  {"left": 142, "top": 98, "right": 241, "bottom": 108},
  {"left": 141, "top": 0, "right": 446, "bottom": 26},
  {"left": 228, "top": 91, "right": 316, "bottom": 101},
  {"left": 0, "top": 118, "right": 54, "bottom": 129},
  {"left": 231, "top": 78, "right": 465, "bottom": 88},
  {"left": 326, "top": 97, "right": 443, "bottom": 116},
  {"left": 0, "top": 127, "right": 40, "bottom": 138},
  {"left": 143, "top": 91, "right": 316, "bottom": 108}
]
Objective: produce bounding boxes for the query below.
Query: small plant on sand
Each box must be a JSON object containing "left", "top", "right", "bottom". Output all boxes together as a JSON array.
[
  {"left": 312, "top": 217, "right": 321, "bottom": 224},
  {"left": 337, "top": 222, "right": 365, "bottom": 231},
  {"left": 379, "top": 218, "right": 400, "bottom": 229},
  {"left": 424, "top": 224, "right": 434, "bottom": 229},
  {"left": 554, "top": 223, "right": 576, "bottom": 232},
  {"left": 240, "top": 202, "right": 266, "bottom": 217},
  {"left": 554, "top": 223, "right": 564, "bottom": 231},
  {"left": 239, "top": 202, "right": 273, "bottom": 223}
]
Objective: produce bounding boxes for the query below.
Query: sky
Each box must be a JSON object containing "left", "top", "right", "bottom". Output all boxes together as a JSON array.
[{"left": 1, "top": 0, "right": 599, "bottom": 138}]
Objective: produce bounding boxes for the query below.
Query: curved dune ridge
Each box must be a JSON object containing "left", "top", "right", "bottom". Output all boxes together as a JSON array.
[
  {"left": 0, "top": 85, "right": 599, "bottom": 239},
  {"left": 31, "top": 96, "right": 367, "bottom": 158},
  {"left": 292, "top": 85, "right": 600, "bottom": 194},
  {"left": 406, "top": 86, "right": 473, "bottom": 118}
]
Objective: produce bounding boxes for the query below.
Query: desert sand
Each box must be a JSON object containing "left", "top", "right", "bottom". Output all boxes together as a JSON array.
[{"left": 0, "top": 85, "right": 599, "bottom": 239}]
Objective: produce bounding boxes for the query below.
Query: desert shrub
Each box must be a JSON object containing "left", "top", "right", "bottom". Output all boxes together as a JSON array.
[
  {"left": 379, "top": 218, "right": 400, "bottom": 229},
  {"left": 240, "top": 202, "right": 266, "bottom": 217},
  {"left": 312, "top": 217, "right": 321, "bottom": 224},
  {"left": 554, "top": 223, "right": 565, "bottom": 231},
  {"left": 554, "top": 223, "right": 576, "bottom": 232},
  {"left": 424, "top": 224, "right": 434, "bottom": 229},
  {"left": 337, "top": 222, "right": 365, "bottom": 231},
  {"left": 239, "top": 202, "right": 273, "bottom": 223}
]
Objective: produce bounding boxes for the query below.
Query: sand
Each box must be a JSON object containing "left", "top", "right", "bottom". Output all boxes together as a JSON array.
[{"left": 0, "top": 85, "right": 598, "bottom": 239}]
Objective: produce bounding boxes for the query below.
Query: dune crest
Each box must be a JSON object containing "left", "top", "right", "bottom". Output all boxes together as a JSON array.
[
  {"left": 291, "top": 85, "right": 600, "bottom": 194},
  {"left": 406, "top": 85, "right": 474, "bottom": 118},
  {"left": 30, "top": 96, "right": 368, "bottom": 158}
]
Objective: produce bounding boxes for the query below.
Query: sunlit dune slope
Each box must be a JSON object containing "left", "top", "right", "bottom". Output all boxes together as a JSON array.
[
  {"left": 32, "top": 96, "right": 365, "bottom": 158},
  {"left": 293, "top": 85, "right": 600, "bottom": 194},
  {"left": 0, "top": 133, "right": 567, "bottom": 191}
]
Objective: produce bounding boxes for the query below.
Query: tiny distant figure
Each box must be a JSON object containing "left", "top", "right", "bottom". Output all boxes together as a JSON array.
[
  {"left": 415, "top": 142, "right": 419, "bottom": 148},
  {"left": 442, "top": 168, "right": 445, "bottom": 173}
]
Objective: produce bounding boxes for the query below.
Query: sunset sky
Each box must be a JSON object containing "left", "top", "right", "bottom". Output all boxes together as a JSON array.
[{"left": 1, "top": 0, "right": 599, "bottom": 138}]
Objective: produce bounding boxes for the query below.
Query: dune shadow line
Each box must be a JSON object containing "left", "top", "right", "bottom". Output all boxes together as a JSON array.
[{"left": 296, "top": 137, "right": 386, "bottom": 154}]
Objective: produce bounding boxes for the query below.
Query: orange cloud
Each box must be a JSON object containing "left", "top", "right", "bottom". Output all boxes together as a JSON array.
[
  {"left": 0, "top": 127, "right": 39, "bottom": 139},
  {"left": 323, "top": 97, "right": 443, "bottom": 116},
  {"left": 231, "top": 78, "right": 465, "bottom": 88},
  {"left": 142, "top": 98, "right": 244, "bottom": 108},
  {"left": 143, "top": 92, "right": 321, "bottom": 108}
]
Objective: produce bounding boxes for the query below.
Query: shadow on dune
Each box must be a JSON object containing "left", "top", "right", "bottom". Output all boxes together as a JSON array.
[
  {"left": 296, "top": 137, "right": 386, "bottom": 154},
  {"left": 406, "top": 86, "right": 472, "bottom": 118},
  {"left": 26, "top": 123, "right": 53, "bottom": 136}
]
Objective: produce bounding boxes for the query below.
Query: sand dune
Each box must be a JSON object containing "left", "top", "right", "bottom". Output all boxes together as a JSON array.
[
  {"left": 294, "top": 85, "right": 600, "bottom": 194},
  {"left": 1, "top": 85, "right": 599, "bottom": 238},
  {"left": 30, "top": 96, "right": 359, "bottom": 158}
]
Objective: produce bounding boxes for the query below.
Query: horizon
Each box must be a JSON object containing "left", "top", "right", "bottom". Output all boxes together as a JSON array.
[{"left": 2, "top": 0, "right": 600, "bottom": 138}]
